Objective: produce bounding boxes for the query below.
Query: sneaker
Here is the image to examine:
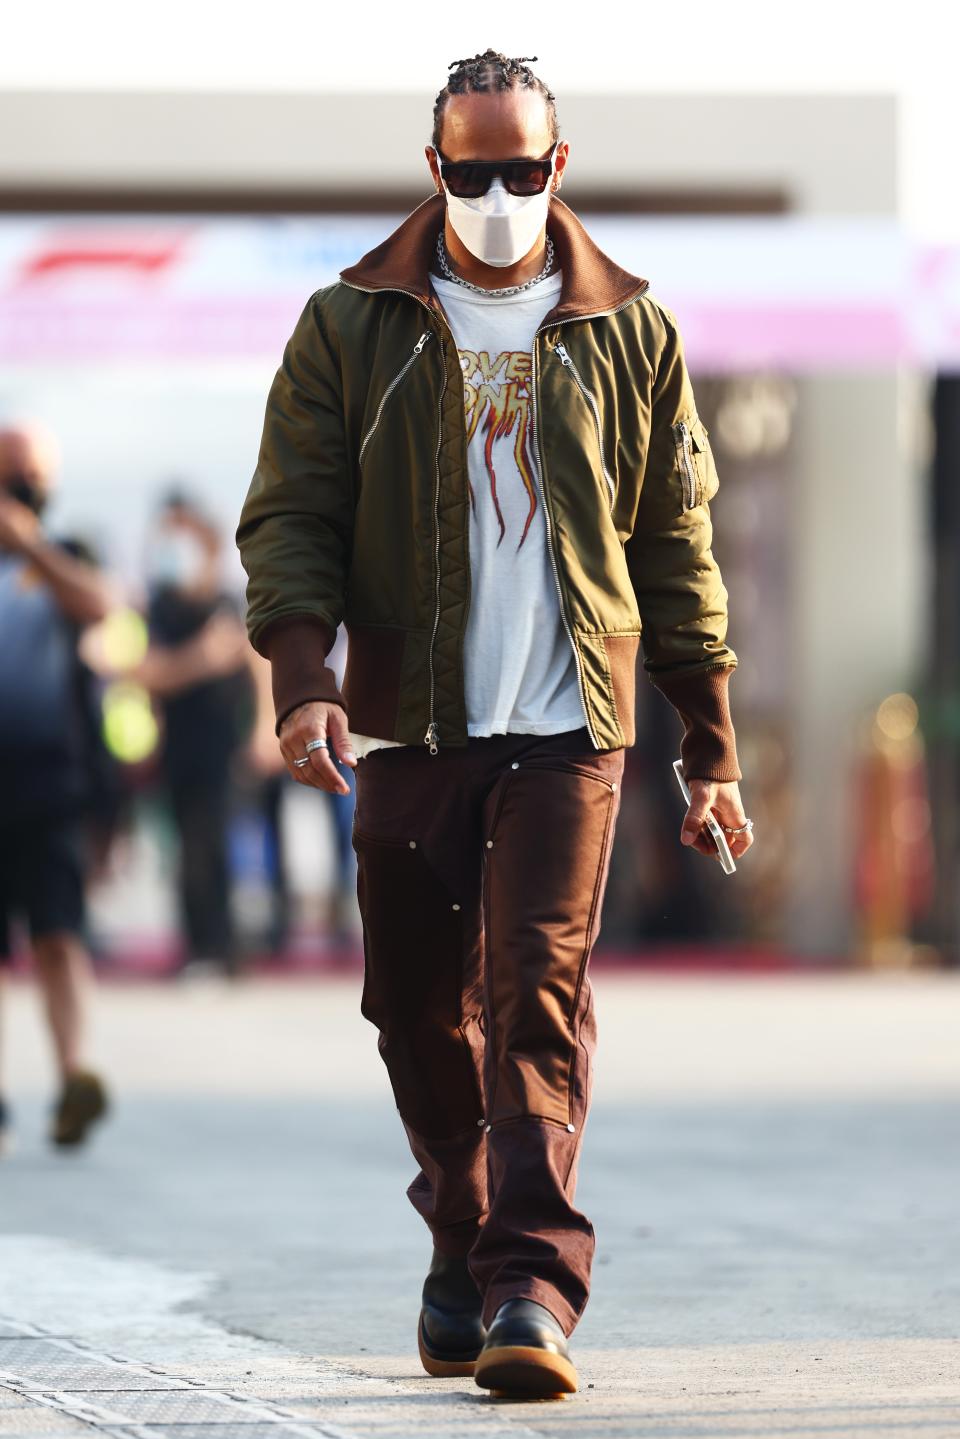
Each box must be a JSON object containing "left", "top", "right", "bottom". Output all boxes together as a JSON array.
[{"left": 50, "top": 1069, "right": 109, "bottom": 1147}]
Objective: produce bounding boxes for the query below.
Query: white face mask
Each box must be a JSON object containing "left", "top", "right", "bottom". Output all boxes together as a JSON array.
[{"left": 442, "top": 173, "right": 554, "bottom": 269}]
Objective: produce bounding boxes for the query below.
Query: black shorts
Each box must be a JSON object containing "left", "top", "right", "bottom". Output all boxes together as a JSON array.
[{"left": 0, "top": 819, "right": 87, "bottom": 962}]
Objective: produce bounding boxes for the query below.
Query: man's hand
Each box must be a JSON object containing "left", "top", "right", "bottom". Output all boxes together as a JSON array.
[
  {"left": 0, "top": 493, "right": 41, "bottom": 554},
  {"left": 680, "top": 778, "right": 753, "bottom": 862},
  {"left": 278, "top": 700, "right": 358, "bottom": 795}
]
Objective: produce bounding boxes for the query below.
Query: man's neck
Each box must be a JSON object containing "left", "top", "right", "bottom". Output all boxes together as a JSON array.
[{"left": 439, "top": 218, "right": 551, "bottom": 290}]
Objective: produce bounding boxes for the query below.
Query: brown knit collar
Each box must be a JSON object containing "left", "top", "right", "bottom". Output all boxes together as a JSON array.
[{"left": 338, "top": 192, "right": 648, "bottom": 325}]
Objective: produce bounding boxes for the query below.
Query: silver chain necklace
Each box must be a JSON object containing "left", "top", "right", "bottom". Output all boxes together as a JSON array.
[{"left": 435, "top": 229, "right": 555, "bottom": 297}]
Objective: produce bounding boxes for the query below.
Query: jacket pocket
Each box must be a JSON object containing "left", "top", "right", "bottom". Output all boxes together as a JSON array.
[
  {"left": 554, "top": 341, "right": 616, "bottom": 513},
  {"left": 672, "top": 415, "right": 719, "bottom": 510},
  {"left": 358, "top": 331, "right": 432, "bottom": 469}
]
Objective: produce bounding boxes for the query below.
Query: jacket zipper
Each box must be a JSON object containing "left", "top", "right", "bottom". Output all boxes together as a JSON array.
[
  {"left": 423, "top": 347, "right": 449, "bottom": 755},
  {"left": 358, "top": 331, "right": 432, "bottom": 467},
  {"left": 531, "top": 283, "right": 650, "bottom": 750},
  {"left": 672, "top": 419, "right": 698, "bottom": 508},
  {"left": 554, "top": 341, "right": 615, "bottom": 513},
  {"left": 340, "top": 279, "right": 453, "bottom": 754}
]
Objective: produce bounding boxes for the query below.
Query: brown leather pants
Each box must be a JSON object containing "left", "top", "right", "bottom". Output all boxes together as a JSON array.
[{"left": 351, "top": 724, "right": 625, "bottom": 1336}]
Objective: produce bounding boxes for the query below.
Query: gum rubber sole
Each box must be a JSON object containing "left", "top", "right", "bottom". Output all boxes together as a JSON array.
[
  {"left": 417, "top": 1313, "right": 479, "bottom": 1377},
  {"left": 474, "top": 1344, "right": 578, "bottom": 1396}
]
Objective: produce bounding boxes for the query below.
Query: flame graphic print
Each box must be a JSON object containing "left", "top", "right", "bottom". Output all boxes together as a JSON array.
[{"left": 460, "top": 348, "right": 538, "bottom": 550}]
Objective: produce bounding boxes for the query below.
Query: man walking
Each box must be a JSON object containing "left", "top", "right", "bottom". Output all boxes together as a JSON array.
[
  {"left": 237, "top": 50, "right": 753, "bottom": 1397},
  {"left": 0, "top": 423, "right": 113, "bottom": 1150}
]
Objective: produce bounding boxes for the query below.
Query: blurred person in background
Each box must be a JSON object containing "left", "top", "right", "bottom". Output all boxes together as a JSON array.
[
  {"left": 237, "top": 51, "right": 754, "bottom": 1397},
  {"left": 139, "top": 490, "right": 253, "bottom": 978},
  {"left": 0, "top": 422, "right": 114, "bottom": 1152}
]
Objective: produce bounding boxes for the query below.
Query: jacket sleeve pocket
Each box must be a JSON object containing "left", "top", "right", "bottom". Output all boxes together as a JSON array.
[{"left": 672, "top": 413, "right": 720, "bottom": 511}]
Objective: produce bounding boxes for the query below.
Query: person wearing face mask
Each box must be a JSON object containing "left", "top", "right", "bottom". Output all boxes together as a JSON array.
[
  {"left": 139, "top": 491, "right": 254, "bottom": 978},
  {"left": 0, "top": 422, "right": 116, "bottom": 1152},
  {"left": 237, "top": 49, "right": 753, "bottom": 1397}
]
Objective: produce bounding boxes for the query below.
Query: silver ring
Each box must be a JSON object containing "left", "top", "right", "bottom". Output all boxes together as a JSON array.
[
  {"left": 293, "top": 757, "right": 311, "bottom": 768},
  {"left": 305, "top": 738, "right": 328, "bottom": 753},
  {"left": 721, "top": 818, "right": 754, "bottom": 835}
]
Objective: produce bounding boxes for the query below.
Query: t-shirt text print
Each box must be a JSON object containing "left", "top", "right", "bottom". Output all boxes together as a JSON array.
[{"left": 460, "top": 346, "right": 539, "bottom": 551}]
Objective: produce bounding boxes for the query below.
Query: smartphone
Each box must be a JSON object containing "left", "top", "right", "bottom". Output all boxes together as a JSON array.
[{"left": 672, "top": 758, "right": 736, "bottom": 875}]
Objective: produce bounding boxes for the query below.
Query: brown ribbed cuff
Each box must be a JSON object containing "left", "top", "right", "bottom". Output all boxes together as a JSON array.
[
  {"left": 257, "top": 614, "right": 346, "bottom": 734},
  {"left": 649, "top": 663, "right": 742, "bottom": 782}
]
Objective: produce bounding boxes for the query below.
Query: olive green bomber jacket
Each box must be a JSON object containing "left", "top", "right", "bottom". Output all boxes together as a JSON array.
[{"left": 236, "top": 193, "right": 742, "bottom": 782}]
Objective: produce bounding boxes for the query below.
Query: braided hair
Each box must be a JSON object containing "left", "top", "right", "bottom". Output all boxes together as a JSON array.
[{"left": 432, "top": 50, "right": 559, "bottom": 150}]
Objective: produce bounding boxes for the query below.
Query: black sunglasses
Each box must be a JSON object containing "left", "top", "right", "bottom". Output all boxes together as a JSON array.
[{"left": 435, "top": 142, "right": 558, "bottom": 199}]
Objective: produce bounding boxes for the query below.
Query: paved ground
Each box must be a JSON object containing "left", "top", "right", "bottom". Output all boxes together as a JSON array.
[{"left": 0, "top": 971, "right": 958, "bottom": 1438}]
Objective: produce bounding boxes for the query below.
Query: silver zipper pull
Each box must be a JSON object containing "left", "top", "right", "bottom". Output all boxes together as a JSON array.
[
  {"left": 423, "top": 721, "right": 439, "bottom": 755},
  {"left": 555, "top": 343, "right": 572, "bottom": 366},
  {"left": 413, "top": 331, "right": 431, "bottom": 355}
]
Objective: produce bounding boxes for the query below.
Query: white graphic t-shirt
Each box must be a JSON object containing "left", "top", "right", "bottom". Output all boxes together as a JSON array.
[{"left": 348, "top": 265, "right": 587, "bottom": 759}]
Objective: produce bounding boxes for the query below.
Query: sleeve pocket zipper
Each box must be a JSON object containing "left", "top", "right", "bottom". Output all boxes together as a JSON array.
[
  {"left": 554, "top": 342, "right": 616, "bottom": 513},
  {"left": 672, "top": 419, "right": 699, "bottom": 508},
  {"left": 359, "top": 331, "right": 432, "bottom": 467}
]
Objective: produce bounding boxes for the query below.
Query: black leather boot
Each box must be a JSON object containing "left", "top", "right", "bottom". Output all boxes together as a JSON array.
[
  {"left": 417, "top": 1247, "right": 487, "bottom": 1377},
  {"left": 474, "top": 1298, "right": 578, "bottom": 1396}
]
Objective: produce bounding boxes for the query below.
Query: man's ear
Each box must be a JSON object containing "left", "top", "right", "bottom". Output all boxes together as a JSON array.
[
  {"left": 553, "top": 140, "right": 569, "bottom": 192},
  {"left": 425, "top": 144, "right": 443, "bottom": 195}
]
